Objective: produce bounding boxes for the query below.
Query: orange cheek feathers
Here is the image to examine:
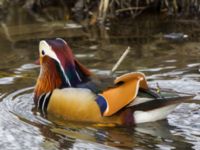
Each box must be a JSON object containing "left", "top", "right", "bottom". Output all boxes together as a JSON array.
[{"left": 34, "top": 57, "right": 62, "bottom": 102}]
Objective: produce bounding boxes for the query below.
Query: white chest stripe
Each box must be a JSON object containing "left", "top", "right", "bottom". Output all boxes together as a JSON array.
[
  {"left": 41, "top": 92, "right": 51, "bottom": 115},
  {"left": 37, "top": 92, "right": 52, "bottom": 116}
]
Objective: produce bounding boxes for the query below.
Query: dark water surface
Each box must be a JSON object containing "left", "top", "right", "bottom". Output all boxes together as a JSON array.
[{"left": 1, "top": 15, "right": 200, "bottom": 150}]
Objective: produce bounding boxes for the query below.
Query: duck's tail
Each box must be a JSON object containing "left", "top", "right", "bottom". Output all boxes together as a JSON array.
[{"left": 129, "top": 89, "right": 193, "bottom": 124}]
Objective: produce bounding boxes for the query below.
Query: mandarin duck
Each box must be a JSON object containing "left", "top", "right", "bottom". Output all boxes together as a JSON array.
[{"left": 34, "top": 38, "right": 192, "bottom": 126}]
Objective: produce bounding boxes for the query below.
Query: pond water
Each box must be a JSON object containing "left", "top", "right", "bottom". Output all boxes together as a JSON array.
[{"left": 1, "top": 14, "right": 200, "bottom": 149}]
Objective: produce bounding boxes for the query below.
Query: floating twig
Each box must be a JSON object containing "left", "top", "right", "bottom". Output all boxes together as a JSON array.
[{"left": 110, "top": 46, "right": 130, "bottom": 75}]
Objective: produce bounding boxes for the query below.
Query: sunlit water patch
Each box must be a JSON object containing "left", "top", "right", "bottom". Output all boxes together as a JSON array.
[
  {"left": 168, "top": 103, "right": 200, "bottom": 150},
  {"left": 0, "top": 77, "right": 15, "bottom": 85},
  {"left": 150, "top": 79, "right": 200, "bottom": 98},
  {"left": 15, "top": 64, "right": 39, "bottom": 72}
]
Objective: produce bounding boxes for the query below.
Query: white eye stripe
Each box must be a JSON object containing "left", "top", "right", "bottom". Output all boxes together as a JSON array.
[
  {"left": 39, "top": 40, "right": 60, "bottom": 62},
  {"left": 39, "top": 40, "right": 72, "bottom": 87}
]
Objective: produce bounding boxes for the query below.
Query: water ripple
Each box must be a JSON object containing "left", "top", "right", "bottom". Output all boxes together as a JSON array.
[{"left": 0, "top": 87, "right": 49, "bottom": 150}]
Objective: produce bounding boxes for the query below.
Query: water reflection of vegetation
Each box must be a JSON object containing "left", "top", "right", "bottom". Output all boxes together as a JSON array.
[
  {"left": 1, "top": 0, "right": 200, "bottom": 24},
  {"left": 0, "top": 0, "right": 200, "bottom": 46}
]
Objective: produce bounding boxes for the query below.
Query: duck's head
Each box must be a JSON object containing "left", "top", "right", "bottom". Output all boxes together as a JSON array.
[{"left": 34, "top": 38, "right": 91, "bottom": 102}]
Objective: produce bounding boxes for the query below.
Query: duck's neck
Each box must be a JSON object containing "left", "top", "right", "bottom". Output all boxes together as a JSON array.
[
  {"left": 34, "top": 60, "right": 92, "bottom": 103},
  {"left": 63, "top": 63, "right": 85, "bottom": 87},
  {"left": 34, "top": 61, "right": 62, "bottom": 103},
  {"left": 63, "top": 59, "right": 92, "bottom": 87}
]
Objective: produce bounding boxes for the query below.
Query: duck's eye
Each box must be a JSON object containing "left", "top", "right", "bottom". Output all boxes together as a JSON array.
[{"left": 41, "top": 50, "right": 45, "bottom": 56}]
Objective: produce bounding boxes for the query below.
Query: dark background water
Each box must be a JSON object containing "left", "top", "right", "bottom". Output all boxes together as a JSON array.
[{"left": 0, "top": 5, "right": 200, "bottom": 149}]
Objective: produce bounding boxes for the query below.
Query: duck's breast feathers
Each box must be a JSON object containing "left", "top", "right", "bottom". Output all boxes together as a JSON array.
[{"left": 47, "top": 88, "right": 104, "bottom": 122}]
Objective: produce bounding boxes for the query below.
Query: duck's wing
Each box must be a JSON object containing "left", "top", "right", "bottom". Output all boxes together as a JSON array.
[
  {"left": 97, "top": 72, "right": 149, "bottom": 116},
  {"left": 96, "top": 72, "right": 194, "bottom": 119}
]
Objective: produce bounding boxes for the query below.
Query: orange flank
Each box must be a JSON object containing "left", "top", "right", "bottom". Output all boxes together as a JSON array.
[{"left": 47, "top": 88, "right": 123, "bottom": 124}]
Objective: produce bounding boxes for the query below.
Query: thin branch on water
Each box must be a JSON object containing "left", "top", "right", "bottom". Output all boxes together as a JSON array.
[{"left": 110, "top": 46, "right": 130, "bottom": 75}]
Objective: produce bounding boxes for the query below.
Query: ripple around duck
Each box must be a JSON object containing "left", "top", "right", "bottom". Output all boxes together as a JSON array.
[
  {"left": 0, "top": 87, "right": 137, "bottom": 149},
  {"left": 1, "top": 87, "right": 48, "bottom": 124},
  {"left": 0, "top": 87, "right": 175, "bottom": 149},
  {"left": 0, "top": 87, "right": 45, "bottom": 150}
]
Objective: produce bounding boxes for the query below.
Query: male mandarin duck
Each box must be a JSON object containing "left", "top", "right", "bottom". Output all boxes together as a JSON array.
[{"left": 34, "top": 38, "right": 192, "bottom": 126}]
